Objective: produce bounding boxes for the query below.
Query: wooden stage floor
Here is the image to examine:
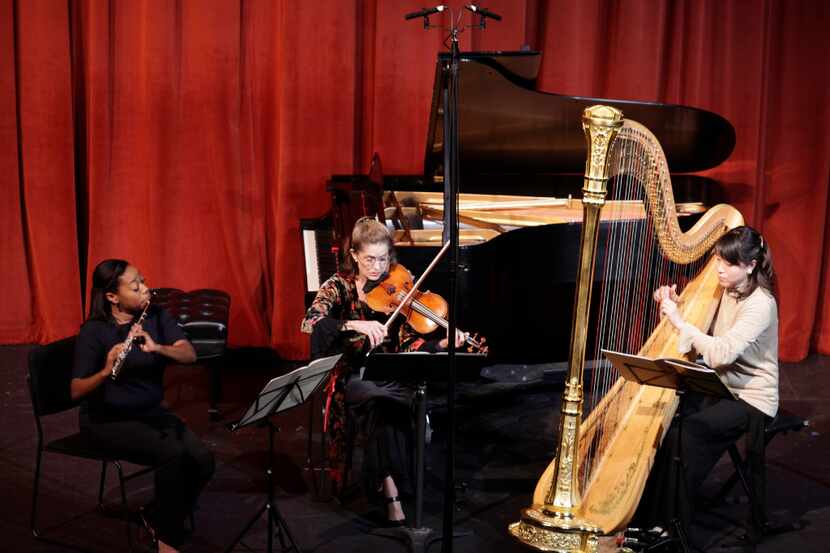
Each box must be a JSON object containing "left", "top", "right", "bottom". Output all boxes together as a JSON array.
[{"left": 1, "top": 345, "right": 828, "bottom": 552}]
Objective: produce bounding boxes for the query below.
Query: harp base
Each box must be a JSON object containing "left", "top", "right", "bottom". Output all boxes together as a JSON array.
[{"left": 508, "top": 506, "right": 600, "bottom": 552}]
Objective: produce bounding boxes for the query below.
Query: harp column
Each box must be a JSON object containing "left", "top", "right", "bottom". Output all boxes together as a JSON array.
[{"left": 509, "top": 105, "right": 624, "bottom": 552}]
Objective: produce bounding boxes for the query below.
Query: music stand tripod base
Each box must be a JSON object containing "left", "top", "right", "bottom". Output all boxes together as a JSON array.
[
  {"left": 224, "top": 354, "right": 341, "bottom": 553},
  {"left": 371, "top": 525, "right": 472, "bottom": 553}
]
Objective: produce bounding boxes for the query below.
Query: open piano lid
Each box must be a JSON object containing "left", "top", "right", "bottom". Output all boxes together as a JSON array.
[{"left": 424, "top": 51, "right": 736, "bottom": 188}]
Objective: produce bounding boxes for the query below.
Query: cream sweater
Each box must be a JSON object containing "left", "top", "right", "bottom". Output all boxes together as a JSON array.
[{"left": 677, "top": 286, "right": 779, "bottom": 417}]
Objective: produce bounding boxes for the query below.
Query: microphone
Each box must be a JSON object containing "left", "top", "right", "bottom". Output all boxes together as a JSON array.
[
  {"left": 404, "top": 5, "right": 446, "bottom": 21},
  {"left": 465, "top": 4, "right": 502, "bottom": 21}
]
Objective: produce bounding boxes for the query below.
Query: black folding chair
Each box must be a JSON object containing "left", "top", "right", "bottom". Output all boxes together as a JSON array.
[
  {"left": 711, "top": 408, "right": 809, "bottom": 539},
  {"left": 28, "top": 336, "right": 156, "bottom": 551}
]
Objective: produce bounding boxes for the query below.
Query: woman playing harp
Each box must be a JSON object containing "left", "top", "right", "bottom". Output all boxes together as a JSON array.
[
  {"left": 629, "top": 226, "right": 778, "bottom": 549},
  {"left": 510, "top": 105, "right": 748, "bottom": 551}
]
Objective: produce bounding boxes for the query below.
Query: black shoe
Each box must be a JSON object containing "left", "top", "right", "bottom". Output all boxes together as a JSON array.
[
  {"left": 622, "top": 527, "right": 677, "bottom": 552},
  {"left": 383, "top": 495, "right": 408, "bottom": 528}
]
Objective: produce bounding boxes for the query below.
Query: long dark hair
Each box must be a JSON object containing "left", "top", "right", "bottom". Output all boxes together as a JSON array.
[
  {"left": 713, "top": 226, "right": 775, "bottom": 299},
  {"left": 339, "top": 216, "right": 396, "bottom": 277},
  {"left": 88, "top": 258, "right": 130, "bottom": 322}
]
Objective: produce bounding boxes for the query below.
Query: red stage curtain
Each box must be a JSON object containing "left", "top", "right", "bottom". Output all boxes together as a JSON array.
[
  {"left": 0, "top": 0, "right": 82, "bottom": 343},
  {"left": 529, "top": 0, "right": 830, "bottom": 360},
  {"left": 1, "top": 0, "right": 829, "bottom": 361},
  {"left": 73, "top": 0, "right": 275, "bottom": 348}
]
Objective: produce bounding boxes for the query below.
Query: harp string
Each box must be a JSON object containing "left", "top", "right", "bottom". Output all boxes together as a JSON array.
[{"left": 579, "top": 127, "right": 707, "bottom": 487}]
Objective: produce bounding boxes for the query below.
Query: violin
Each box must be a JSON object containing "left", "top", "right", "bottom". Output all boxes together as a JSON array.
[{"left": 364, "top": 264, "right": 488, "bottom": 353}]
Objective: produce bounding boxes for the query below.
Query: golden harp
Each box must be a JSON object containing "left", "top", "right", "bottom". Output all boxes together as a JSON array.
[{"left": 509, "top": 105, "right": 744, "bottom": 552}]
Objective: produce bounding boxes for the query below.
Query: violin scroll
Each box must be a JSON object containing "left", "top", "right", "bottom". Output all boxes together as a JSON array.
[{"left": 464, "top": 332, "right": 488, "bottom": 355}]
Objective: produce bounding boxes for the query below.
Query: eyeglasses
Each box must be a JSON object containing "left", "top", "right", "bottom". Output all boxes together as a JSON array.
[{"left": 357, "top": 254, "right": 390, "bottom": 268}]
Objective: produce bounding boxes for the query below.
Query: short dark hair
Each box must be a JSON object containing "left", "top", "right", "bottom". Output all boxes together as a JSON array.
[
  {"left": 88, "top": 259, "right": 130, "bottom": 322},
  {"left": 713, "top": 226, "right": 775, "bottom": 299}
]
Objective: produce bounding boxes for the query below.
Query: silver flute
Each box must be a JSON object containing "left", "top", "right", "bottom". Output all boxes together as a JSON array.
[{"left": 110, "top": 297, "right": 152, "bottom": 380}]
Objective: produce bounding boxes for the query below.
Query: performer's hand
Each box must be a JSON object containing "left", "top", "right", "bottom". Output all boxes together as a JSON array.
[
  {"left": 653, "top": 284, "right": 680, "bottom": 304},
  {"left": 439, "top": 329, "right": 467, "bottom": 350},
  {"left": 348, "top": 320, "right": 387, "bottom": 348},
  {"left": 660, "top": 297, "right": 684, "bottom": 329},
  {"left": 104, "top": 343, "right": 126, "bottom": 376},
  {"left": 134, "top": 326, "right": 159, "bottom": 353}
]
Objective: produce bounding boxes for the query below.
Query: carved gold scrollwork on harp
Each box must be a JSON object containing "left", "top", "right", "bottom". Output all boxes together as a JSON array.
[{"left": 622, "top": 120, "right": 730, "bottom": 264}]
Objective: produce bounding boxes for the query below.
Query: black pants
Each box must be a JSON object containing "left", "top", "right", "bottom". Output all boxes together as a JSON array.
[
  {"left": 344, "top": 377, "right": 415, "bottom": 497},
  {"left": 634, "top": 393, "right": 769, "bottom": 540},
  {"left": 80, "top": 409, "right": 215, "bottom": 547}
]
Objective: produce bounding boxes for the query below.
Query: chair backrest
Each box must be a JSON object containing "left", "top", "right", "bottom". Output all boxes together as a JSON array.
[
  {"left": 151, "top": 288, "right": 230, "bottom": 360},
  {"left": 28, "top": 336, "right": 78, "bottom": 418}
]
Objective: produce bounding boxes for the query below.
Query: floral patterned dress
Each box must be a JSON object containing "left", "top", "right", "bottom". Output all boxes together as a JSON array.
[{"left": 301, "top": 269, "right": 433, "bottom": 489}]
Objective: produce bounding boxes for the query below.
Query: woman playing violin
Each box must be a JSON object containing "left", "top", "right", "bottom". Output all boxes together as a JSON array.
[{"left": 301, "top": 216, "right": 465, "bottom": 526}]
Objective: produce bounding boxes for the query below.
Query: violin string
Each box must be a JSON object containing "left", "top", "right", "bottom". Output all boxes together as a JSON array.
[
  {"left": 394, "top": 292, "right": 480, "bottom": 347},
  {"left": 406, "top": 298, "right": 480, "bottom": 346},
  {"left": 396, "top": 293, "right": 446, "bottom": 326}
]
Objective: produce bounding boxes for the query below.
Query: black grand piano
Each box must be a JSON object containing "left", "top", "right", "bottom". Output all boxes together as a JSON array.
[{"left": 301, "top": 51, "right": 735, "bottom": 366}]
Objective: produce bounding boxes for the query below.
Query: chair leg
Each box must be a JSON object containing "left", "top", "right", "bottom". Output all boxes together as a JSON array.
[
  {"left": 98, "top": 461, "right": 108, "bottom": 509},
  {"left": 711, "top": 470, "right": 741, "bottom": 505},
  {"left": 209, "top": 358, "right": 222, "bottom": 420},
  {"left": 31, "top": 448, "right": 43, "bottom": 537},
  {"left": 747, "top": 438, "right": 767, "bottom": 537},
  {"left": 727, "top": 445, "right": 754, "bottom": 500},
  {"left": 341, "top": 411, "right": 356, "bottom": 497},
  {"left": 116, "top": 461, "right": 133, "bottom": 551}
]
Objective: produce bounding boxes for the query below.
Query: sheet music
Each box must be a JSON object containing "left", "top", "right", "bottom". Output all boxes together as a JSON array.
[
  {"left": 236, "top": 353, "right": 342, "bottom": 428},
  {"left": 602, "top": 349, "right": 735, "bottom": 400}
]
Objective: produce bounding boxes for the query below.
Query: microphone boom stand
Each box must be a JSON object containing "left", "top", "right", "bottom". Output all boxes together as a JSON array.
[{"left": 404, "top": 6, "right": 500, "bottom": 553}]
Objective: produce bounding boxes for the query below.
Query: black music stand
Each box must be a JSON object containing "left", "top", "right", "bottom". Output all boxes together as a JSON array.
[
  {"left": 602, "top": 349, "right": 736, "bottom": 400},
  {"left": 225, "top": 354, "right": 341, "bottom": 553},
  {"left": 361, "top": 352, "right": 487, "bottom": 553}
]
